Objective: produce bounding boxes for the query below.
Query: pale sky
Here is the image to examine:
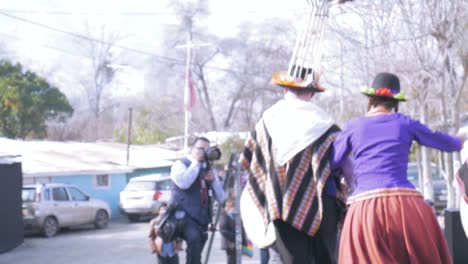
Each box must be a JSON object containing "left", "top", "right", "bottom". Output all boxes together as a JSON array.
[
  {"left": 0, "top": 0, "right": 307, "bottom": 96},
  {"left": 0, "top": 0, "right": 306, "bottom": 63},
  {"left": 0, "top": 0, "right": 310, "bottom": 97}
]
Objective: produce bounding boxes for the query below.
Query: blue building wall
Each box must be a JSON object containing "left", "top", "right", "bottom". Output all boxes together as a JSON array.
[
  {"left": 51, "top": 173, "right": 128, "bottom": 218},
  {"left": 127, "top": 167, "right": 171, "bottom": 182},
  {"left": 41, "top": 166, "right": 172, "bottom": 218}
]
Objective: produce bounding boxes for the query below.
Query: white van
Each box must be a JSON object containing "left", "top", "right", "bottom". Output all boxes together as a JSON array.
[{"left": 119, "top": 174, "right": 172, "bottom": 222}]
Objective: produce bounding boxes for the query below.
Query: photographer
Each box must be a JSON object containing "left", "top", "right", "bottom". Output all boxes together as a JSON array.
[{"left": 170, "top": 137, "right": 225, "bottom": 264}]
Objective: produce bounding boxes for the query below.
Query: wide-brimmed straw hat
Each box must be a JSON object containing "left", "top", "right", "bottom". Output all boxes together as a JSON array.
[
  {"left": 361, "top": 72, "right": 408, "bottom": 101},
  {"left": 271, "top": 0, "right": 344, "bottom": 93},
  {"left": 272, "top": 66, "right": 325, "bottom": 92}
]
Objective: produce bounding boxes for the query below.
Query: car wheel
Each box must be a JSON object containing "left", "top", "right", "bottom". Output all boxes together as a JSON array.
[
  {"left": 94, "top": 210, "right": 109, "bottom": 229},
  {"left": 42, "top": 216, "right": 59, "bottom": 238},
  {"left": 127, "top": 214, "right": 140, "bottom": 222}
]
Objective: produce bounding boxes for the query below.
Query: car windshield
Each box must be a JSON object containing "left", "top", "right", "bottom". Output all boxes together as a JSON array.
[
  {"left": 22, "top": 188, "right": 36, "bottom": 202},
  {"left": 407, "top": 165, "right": 443, "bottom": 181},
  {"left": 124, "top": 181, "right": 155, "bottom": 191},
  {"left": 155, "top": 179, "right": 172, "bottom": 191}
]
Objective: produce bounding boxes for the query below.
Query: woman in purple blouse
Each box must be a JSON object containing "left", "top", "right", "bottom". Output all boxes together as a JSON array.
[{"left": 333, "top": 72, "right": 465, "bottom": 264}]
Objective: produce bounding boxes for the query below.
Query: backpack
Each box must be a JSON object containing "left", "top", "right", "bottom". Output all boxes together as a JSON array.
[{"left": 157, "top": 203, "right": 187, "bottom": 242}]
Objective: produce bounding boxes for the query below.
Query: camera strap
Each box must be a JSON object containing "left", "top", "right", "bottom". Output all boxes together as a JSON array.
[
  {"left": 200, "top": 176, "right": 209, "bottom": 208},
  {"left": 181, "top": 158, "right": 210, "bottom": 207},
  {"left": 180, "top": 158, "right": 213, "bottom": 222}
]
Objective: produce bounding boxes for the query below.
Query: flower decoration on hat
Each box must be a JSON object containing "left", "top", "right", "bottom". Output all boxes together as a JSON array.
[{"left": 360, "top": 86, "right": 408, "bottom": 101}]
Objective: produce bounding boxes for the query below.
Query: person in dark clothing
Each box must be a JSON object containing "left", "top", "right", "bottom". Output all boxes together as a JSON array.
[
  {"left": 260, "top": 248, "right": 270, "bottom": 264},
  {"left": 219, "top": 199, "right": 237, "bottom": 264},
  {"left": 170, "top": 137, "right": 225, "bottom": 264},
  {"left": 240, "top": 70, "right": 354, "bottom": 264},
  {"left": 219, "top": 199, "right": 252, "bottom": 264}
]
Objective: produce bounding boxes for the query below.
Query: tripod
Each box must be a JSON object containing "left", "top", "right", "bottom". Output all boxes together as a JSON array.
[{"left": 204, "top": 153, "right": 243, "bottom": 264}]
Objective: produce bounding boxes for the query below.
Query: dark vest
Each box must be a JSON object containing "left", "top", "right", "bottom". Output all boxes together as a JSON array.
[{"left": 171, "top": 158, "right": 211, "bottom": 226}]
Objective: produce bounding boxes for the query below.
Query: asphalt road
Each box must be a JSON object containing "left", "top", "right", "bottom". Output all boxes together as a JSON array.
[{"left": 0, "top": 217, "right": 260, "bottom": 264}]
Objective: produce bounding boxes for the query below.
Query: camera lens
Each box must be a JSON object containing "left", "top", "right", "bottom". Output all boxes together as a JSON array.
[{"left": 204, "top": 146, "right": 221, "bottom": 161}]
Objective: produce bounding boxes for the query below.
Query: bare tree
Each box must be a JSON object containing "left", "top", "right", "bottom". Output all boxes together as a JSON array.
[
  {"left": 425, "top": 0, "right": 468, "bottom": 208},
  {"left": 323, "top": 0, "right": 467, "bottom": 206},
  {"left": 159, "top": 0, "right": 221, "bottom": 132},
  {"left": 395, "top": 0, "right": 468, "bottom": 207},
  {"left": 218, "top": 19, "right": 294, "bottom": 130},
  {"left": 73, "top": 24, "right": 122, "bottom": 140}
]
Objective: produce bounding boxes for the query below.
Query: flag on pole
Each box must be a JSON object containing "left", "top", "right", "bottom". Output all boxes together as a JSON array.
[{"left": 187, "top": 72, "right": 196, "bottom": 111}]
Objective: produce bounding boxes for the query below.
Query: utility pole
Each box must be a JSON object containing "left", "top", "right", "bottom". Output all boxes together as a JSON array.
[
  {"left": 105, "top": 64, "right": 141, "bottom": 165},
  {"left": 183, "top": 34, "right": 192, "bottom": 153},
  {"left": 127, "top": 107, "right": 132, "bottom": 165},
  {"left": 176, "top": 36, "right": 211, "bottom": 152}
]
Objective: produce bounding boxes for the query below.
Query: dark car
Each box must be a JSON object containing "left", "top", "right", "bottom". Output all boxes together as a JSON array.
[{"left": 407, "top": 162, "right": 447, "bottom": 210}]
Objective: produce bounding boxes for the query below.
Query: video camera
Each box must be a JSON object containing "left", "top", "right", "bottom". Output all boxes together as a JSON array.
[{"left": 204, "top": 146, "right": 222, "bottom": 161}]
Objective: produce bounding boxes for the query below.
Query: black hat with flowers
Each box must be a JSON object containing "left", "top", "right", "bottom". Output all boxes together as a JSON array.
[{"left": 361, "top": 72, "right": 408, "bottom": 101}]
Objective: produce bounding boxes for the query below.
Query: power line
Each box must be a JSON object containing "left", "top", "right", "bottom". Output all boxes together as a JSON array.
[
  {"left": 0, "top": 31, "right": 94, "bottom": 61},
  {"left": 0, "top": 8, "right": 302, "bottom": 17},
  {"left": 0, "top": 11, "right": 256, "bottom": 75},
  {"left": 0, "top": 11, "right": 180, "bottom": 63},
  {"left": 0, "top": 9, "right": 174, "bottom": 16}
]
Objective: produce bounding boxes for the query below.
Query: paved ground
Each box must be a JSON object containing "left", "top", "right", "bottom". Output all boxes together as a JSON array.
[{"left": 0, "top": 217, "right": 260, "bottom": 264}]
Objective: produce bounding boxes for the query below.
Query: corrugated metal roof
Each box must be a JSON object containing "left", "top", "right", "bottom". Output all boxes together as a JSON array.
[{"left": 0, "top": 138, "right": 176, "bottom": 177}]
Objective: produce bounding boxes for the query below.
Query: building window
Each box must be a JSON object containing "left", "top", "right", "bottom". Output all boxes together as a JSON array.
[{"left": 94, "top": 174, "right": 110, "bottom": 189}]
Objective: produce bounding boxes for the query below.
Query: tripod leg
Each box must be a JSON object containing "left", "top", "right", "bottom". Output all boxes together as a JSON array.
[{"left": 203, "top": 153, "right": 237, "bottom": 264}]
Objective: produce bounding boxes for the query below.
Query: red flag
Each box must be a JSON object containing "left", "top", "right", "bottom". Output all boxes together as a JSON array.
[{"left": 187, "top": 73, "right": 196, "bottom": 111}]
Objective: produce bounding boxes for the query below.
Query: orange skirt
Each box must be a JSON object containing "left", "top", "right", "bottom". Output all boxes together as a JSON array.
[{"left": 338, "top": 188, "right": 451, "bottom": 264}]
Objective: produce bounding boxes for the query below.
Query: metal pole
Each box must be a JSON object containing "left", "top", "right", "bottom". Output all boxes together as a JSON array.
[
  {"left": 204, "top": 154, "right": 236, "bottom": 264},
  {"left": 176, "top": 39, "right": 211, "bottom": 152},
  {"left": 234, "top": 153, "right": 242, "bottom": 264},
  {"left": 183, "top": 34, "right": 192, "bottom": 153},
  {"left": 126, "top": 107, "right": 132, "bottom": 165}
]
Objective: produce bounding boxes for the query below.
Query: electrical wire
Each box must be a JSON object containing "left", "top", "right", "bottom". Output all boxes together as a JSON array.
[
  {"left": 0, "top": 31, "right": 95, "bottom": 61},
  {"left": 0, "top": 9, "right": 174, "bottom": 16},
  {"left": 0, "top": 8, "right": 301, "bottom": 17},
  {"left": 0, "top": 11, "right": 256, "bottom": 75}
]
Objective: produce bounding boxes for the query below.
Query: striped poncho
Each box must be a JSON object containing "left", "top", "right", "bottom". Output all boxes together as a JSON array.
[{"left": 240, "top": 120, "right": 341, "bottom": 237}]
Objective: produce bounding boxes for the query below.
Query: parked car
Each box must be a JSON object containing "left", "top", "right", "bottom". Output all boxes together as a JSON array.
[
  {"left": 407, "top": 162, "right": 447, "bottom": 210},
  {"left": 119, "top": 174, "right": 172, "bottom": 222},
  {"left": 22, "top": 183, "right": 111, "bottom": 237}
]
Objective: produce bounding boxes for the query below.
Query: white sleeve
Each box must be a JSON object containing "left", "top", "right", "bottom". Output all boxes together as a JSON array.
[
  {"left": 210, "top": 169, "right": 225, "bottom": 203},
  {"left": 170, "top": 160, "right": 201, "bottom": 190}
]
